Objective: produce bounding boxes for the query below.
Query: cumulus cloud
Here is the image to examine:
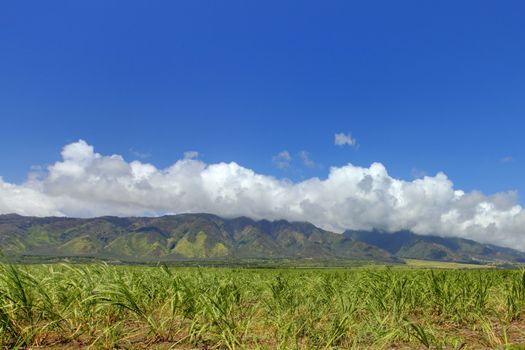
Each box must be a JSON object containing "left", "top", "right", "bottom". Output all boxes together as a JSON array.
[
  {"left": 0, "top": 177, "right": 62, "bottom": 217},
  {"left": 1, "top": 140, "right": 525, "bottom": 251},
  {"left": 184, "top": 151, "right": 199, "bottom": 160},
  {"left": 272, "top": 151, "right": 292, "bottom": 169},
  {"left": 298, "top": 150, "right": 315, "bottom": 168},
  {"left": 335, "top": 132, "right": 357, "bottom": 147}
]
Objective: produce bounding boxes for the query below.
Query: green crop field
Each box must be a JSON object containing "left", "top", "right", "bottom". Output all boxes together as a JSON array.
[{"left": 0, "top": 264, "right": 524, "bottom": 349}]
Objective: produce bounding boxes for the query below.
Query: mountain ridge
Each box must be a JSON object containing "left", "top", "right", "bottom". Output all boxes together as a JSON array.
[
  {"left": 344, "top": 229, "right": 525, "bottom": 263},
  {"left": 0, "top": 213, "right": 524, "bottom": 264}
]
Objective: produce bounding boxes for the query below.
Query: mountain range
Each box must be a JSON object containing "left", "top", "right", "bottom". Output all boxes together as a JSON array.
[{"left": 0, "top": 213, "right": 524, "bottom": 264}]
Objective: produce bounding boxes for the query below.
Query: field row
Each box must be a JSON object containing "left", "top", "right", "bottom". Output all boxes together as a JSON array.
[{"left": 0, "top": 264, "right": 524, "bottom": 349}]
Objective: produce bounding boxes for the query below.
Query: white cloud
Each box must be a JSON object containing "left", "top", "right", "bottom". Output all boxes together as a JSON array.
[
  {"left": 1, "top": 140, "right": 525, "bottom": 251},
  {"left": 298, "top": 150, "right": 315, "bottom": 168},
  {"left": 272, "top": 151, "right": 292, "bottom": 169},
  {"left": 0, "top": 177, "right": 61, "bottom": 217},
  {"left": 184, "top": 151, "right": 199, "bottom": 160},
  {"left": 335, "top": 132, "right": 357, "bottom": 147}
]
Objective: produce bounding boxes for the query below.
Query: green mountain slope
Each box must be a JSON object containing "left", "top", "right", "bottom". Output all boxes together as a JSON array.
[
  {"left": 0, "top": 214, "right": 397, "bottom": 262},
  {"left": 2, "top": 213, "right": 523, "bottom": 264},
  {"left": 344, "top": 230, "right": 525, "bottom": 263}
]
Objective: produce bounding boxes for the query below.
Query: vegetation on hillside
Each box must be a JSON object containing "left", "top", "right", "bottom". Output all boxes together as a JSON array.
[
  {"left": 3, "top": 213, "right": 525, "bottom": 264},
  {"left": 0, "top": 214, "right": 399, "bottom": 262},
  {"left": 344, "top": 229, "right": 525, "bottom": 263}
]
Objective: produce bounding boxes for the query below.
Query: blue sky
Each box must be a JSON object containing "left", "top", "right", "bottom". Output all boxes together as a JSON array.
[{"left": 1, "top": 1, "right": 524, "bottom": 198}]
